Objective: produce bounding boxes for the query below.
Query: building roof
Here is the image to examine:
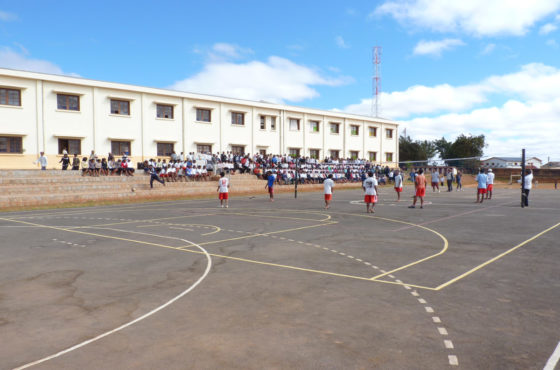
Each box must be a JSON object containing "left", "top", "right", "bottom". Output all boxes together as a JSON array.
[
  {"left": 483, "top": 157, "right": 542, "bottom": 162},
  {"left": 0, "top": 67, "right": 398, "bottom": 126}
]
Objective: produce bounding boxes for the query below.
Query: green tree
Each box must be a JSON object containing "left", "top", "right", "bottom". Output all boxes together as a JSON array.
[
  {"left": 446, "top": 134, "right": 486, "bottom": 171},
  {"left": 399, "top": 136, "right": 436, "bottom": 165}
]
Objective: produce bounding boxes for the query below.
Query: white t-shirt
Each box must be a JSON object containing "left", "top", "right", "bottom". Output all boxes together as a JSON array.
[
  {"left": 218, "top": 177, "right": 229, "bottom": 193},
  {"left": 431, "top": 171, "right": 439, "bottom": 182},
  {"left": 394, "top": 174, "right": 403, "bottom": 188},
  {"left": 487, "top": 172, "right": 495, "bottom": 185},
  {"left": 363, "top": 177, "right": 378, "bottom": 196},
  {"left": 523, "top": 173, "right": 533, "bottom": 189},
  {"left": 324, "top": 178, "right": 334, "bottom": 194}
]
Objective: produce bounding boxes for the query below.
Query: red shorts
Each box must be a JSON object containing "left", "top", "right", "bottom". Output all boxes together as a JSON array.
[
  {"left": 324, "top": 194, "right": 332, "bottom": 201},
  {"left": 415, "top": 188, "right": 426, "bottom": 197},
  {"left": 431, "top": 182, "right": 438, "bottom": 186},
  {"left": 487, "top": 184, "right": 493, "bottom": 191},
  {"left": 364, "top": 195, "right": 377, "bottom": 204},
  {"left": 219, "top": 192, "right": 229, "bottom": 200},
  {"left": 394, "top": 187, "right": 403, "bottom": 193},
  {"left": 268, "top": 187, "right": 274, "bottom": 194},
  {"left": 478, "top": 188, "right": 487, "bottom": 194}
]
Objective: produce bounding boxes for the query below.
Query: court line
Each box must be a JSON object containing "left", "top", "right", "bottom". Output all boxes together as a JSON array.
[
  {"left": 225, "top": 211, "right": 330, "bottom": 222},
  {"left": 544, "top": 341, "right": 560, "bottom": 370},
  {"left": 13, "top": 238, "right": 212, "bottom": 370},
  {"left": 68, "top": 213, "right": 218, "bottom": 229},
  {"left": 435, "top": 221, "right": 560, "bottom": 290},
  {"left": 0, "top": 216, "right": 434, "bottom": 290}
]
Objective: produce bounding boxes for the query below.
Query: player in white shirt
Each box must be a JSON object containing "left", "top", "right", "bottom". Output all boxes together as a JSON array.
[
  {"left": 362, "top": 171, "right": 378, "bottom": 213},
  {"left": 323, "top": 174, "right": 334, "bottom": 209},
  {"left": 485, "top": 169, "right": 495, "bottom": 200},
  {"left": 217, "top": 172, "right": 230, "bottom": 208},
  {"left": 520, "top": 169, "right": 533, "bottom": 207},
  {"left": 394, "top": 170, "right": 403, "bottom": 201}
]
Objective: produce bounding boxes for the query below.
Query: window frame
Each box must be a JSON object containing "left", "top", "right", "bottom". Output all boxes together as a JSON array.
[
  {"left": 196, "top": 108, "right": 212, "bottom": 122},
  {"left": 385, "top": 152, "right": 393, "bottom": 162},
  {"left": 197, "top": 144, "right": 212, "bottom": 153},
  {"left": 330, "top": 122, "right": 340, "bottom": 134},
  {"left": 0, "top": 88, "right": 22, "bottom": 106},
  {"left": 57, "top": 94, "right": 80, "bottom": 111},
  {"left": 369, "top": 151, "right": 377, "bottom": 161},
  {"left": 0, "top": 136, "right": 23, "bottom": 153},
  {"left": 231, "top": 112, "right": 245, "bottom": 126},
  {"left": 157, "top": 142, "right": 174, "bottom": 156},
  {"left": 270, "top": 116, "right": 276, "bottom": 131},
  {"left": 57, "top": 138, "right": 81, "bottom": 155},
  {"left": 289, "top": 118, "right": 301, "bottom": 131},
  {"left": 386, "top": 128, "right": 393, "bottom": 139},
  {"left": 350, "top": 150, "right": 359, "bottom": 159},
  {"left": 288, "top": 148, "right": 300, "bottom": 158},
  {"left": 350, "top": 125, "right": 360, "bottom": 136},
  {"left": 369, "top": 126, "right": 377, "bottom": 137},
  {"left": 156, "top": 104, "right": 174, "bottom": 119},
  {"left": 260, "top": 115, "right": 266, "bottom": 130},
  {"left": 111, "top": 140, "right": 131, "bottom": 156},
  {"left": 231, "top": 145, "right": 245, "bottom": 155},
  {"left": 330, "top": 150, "right": 340, "bottom": 159},
  {"left": 309, "top": 149, "right": 320, "bottom": 159},
  {"left": 309, "top": 120, "right": 320, "bottom": 133},
  {"left": 110, "top": 99, "right": 130, "bottom": 116}
]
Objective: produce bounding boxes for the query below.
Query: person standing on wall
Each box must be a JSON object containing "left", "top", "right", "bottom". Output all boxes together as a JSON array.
[
  {"left": 34, "top": 152, "right": 48, "bottom": 170},
  {"left": 59, "top": 153, "right": 70, "bottom": 170},
  {"left": 71, "top": 153, "right": 80, "bottom": 170}
]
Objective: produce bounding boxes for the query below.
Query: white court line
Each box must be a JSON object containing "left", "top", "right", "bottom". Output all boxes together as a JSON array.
[
  {"left": 544, "top": 341, "right": 560, "bottom": 370},
  {"left": 13, "top": 238, "right": 212, "bottom": 370}
]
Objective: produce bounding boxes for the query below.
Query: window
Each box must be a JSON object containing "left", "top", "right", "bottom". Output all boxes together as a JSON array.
[
  {"left": 369, "top": 152, "right": 377, "bottom": 161},
  {"left": 57, "top": 94, "right": 80, "bottom": 111},
  {"left": 197, "top": 144, "right": 212, "bottom": 153},
  {"left": 289, "top": 118, "right": 300, "bottom": 131},
  {"left": 260, "top": 115, "right": 266, "bottom": 130},
  {"left": 259, "top": 149, "right": 267, "bottom": 155},
  {"left": 231, "top": 145, "right": 245, "bottom": 155},
  {"left": 289, "top": 148, "right": 300, "bottom": 157},
  {"left": 231, "top": 112, "right": 245, "bottom": 125},
  {"left": 330, "top": 123, "right": 340, "bottom": 134},
  {"left": 270, "top": 116, "right": 276, "bottom": 130},
  {"left": 309, "top": 149, "right": 320, "bottom": 159},
  {"left": 309, "top": 120, "right": 320, "bottom": 133},
  {"left": 0, "top": 136, "right": 23, "bottom": 153},
  {"left": 110, "top": 99, "right": 130, "bottom": 115},
  {"left": 385, "top": 152, "right": 393, "bottom": 162},
  {"left": 0, "top": 88, "right": 21, "bottom": 106},
  {"left": 386, "top": 129, "right": 393, "bottom": 139},
  {"left": 196, "top": 108, "right": 211, "bottom": 122},
  {"left": 111, "top": 141, "right": 131, "bottom": 155},
  {"left": 369, "top": 126, "right": 377, "bottom": 137},
  {"left": 350, "top": 151, "right": 359, "bottom": 159},
  {"left": 156, "top": 104, "right": 174, "bottom": 119},
  {"left": 350, "top": 125, "right": 359, "bottom": 136},
  {"left": 157, "top": 142, "right": 174, "bottom": 156},
  {"left": 330, "top": 150, "right": 340, "bottom": 159},
  {"left": 58, "top": 138, "right": 81, "bottom": 155}
]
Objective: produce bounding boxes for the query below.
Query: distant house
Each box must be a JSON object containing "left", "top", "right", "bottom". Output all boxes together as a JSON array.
[
  {"left": 542, "top": 161, "right": 560, "bottom": 169},
  {"left": 481, "top": 157, "right": 542, "bottom": 169}
]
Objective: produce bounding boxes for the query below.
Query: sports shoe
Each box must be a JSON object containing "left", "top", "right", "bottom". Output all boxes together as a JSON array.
[{"left": 408, "top": 205, "right": 415, "bottom": 208}]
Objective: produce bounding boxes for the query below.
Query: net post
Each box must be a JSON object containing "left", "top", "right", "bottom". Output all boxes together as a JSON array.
[{"left": 521, "top": 149, "right": 525, "bottom": 208}]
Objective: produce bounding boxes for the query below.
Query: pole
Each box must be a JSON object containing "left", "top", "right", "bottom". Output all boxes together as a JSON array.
[
  {"left": 295, "top": 157, "right": 299, "bottom": 198},
  {"left": 521, "top": 148, "right": 526, "bottom": 208}
]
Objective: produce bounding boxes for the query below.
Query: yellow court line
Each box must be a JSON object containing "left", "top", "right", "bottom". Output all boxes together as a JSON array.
[
  {"left": 225, "top": 212, "right": 330, "bottom": 223},
  {"left": 0, "top": 216, "right": 439, "bottom": 289},
  {"left": 434, "top": 221, "right": 560, "bottom": 290},
  {"left": 69, "top": 213, "right": 218, "bottom": 229},
  {"left": 88, "top": 227, "right": 196, "bottom": 246},
  {"left": 196, "top": 222, "right": 338, "bottom": 246}
]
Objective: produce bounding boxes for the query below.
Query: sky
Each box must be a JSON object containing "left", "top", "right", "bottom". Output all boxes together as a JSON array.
[{"left": 0, "top": 0, "right": 559, "bottom": 161}]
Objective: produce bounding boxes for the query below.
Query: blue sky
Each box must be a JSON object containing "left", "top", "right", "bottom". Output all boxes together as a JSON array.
[{"left": 1, "top": 0, "right": 559, "bottom": 161}]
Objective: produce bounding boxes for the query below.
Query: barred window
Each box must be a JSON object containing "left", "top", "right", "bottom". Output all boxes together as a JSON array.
[
  {"left": 0, "top": 136, "right": 23, "bottom": 153},
  {"left": 157, "top": 104, "right": 173, "bottom": 119},
  {"left": 110, "top": 99, "right": 130, "bottom": 115},
  {"left": 57, "top": 94, "right": 80, "bottom": 111},
  {"left": 0, "top": 88, "right": 21, "bottom": 106}
]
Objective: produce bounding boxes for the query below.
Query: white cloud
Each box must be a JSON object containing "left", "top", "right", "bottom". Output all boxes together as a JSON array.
[
  {"left": 413, "top": 38, "right": 465, "bottom": 56},
  {"left": 481, "top": 43, "right": 496, "bottom": 55},
  {"left": 170, "top": 56, "right": 352, "bottom": 104},
  {"left": 0, "top": 46, "right": 76, "bottom": 75},
  {"left": 374, "top": 0, "right": 560, "bottom": 36},
  {"left": 341, "top": 63, "right": 560, "bottom": 159},
  {"left": 539, "top": 22, "right": 558, "bottom": 34},
  {"left": 335, "top": 36, "right": 350, "bottom": 49},
  {"left": 0, "top": 10, "right": 17, "bottom": 22},
  {"left": 207, "top": 43, "right": 253, "bottom": 62}
]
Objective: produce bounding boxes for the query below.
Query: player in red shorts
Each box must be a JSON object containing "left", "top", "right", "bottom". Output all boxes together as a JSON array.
[
  {"left": 217, "top": 172, "right": 230, "bottom": 208},
  {"left": 409, "top": 169, "right": 427, "bottom": 209},
  {"left": 323, "top": 174, "right": 334, "bottom": 209},
  {"left": 476, "top": 168, "right": 488, "bottom": 203},
  {"left": 485, "top": 169, "right": 495, "bottom": 200},
  {"left": 394, "top": 170, "right": 403, "bottom": 201},
  {"left": 362, "top": 171, "right": 378, "bottom": 213}
]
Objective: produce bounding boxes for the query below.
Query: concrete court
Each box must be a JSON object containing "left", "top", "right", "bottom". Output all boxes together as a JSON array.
[{"left": 0, "top": 185, "right": 559, "bottom": 370}]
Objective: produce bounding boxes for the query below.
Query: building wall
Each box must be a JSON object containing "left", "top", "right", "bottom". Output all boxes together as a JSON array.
[{"left": 0, "top": 69, "right": 399, "bottom": 169}]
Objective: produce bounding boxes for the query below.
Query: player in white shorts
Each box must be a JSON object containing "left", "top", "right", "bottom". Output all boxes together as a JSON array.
[{"left": 323, "top": 174, "right": 334, "bottom": 209}]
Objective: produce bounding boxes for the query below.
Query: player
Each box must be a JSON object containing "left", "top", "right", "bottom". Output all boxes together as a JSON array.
[
  {"left": 394, "top": 170, "right": 403, "bottom": 201},
  {"left": 265, "top": 171, "right": 275, "bottom": 202},
  {"left": 520, "top": 169, "right": 533, "bottom": 207},
  {"left": 476, "top": 168, "right": 488, "bottom": 203},
  {"left": 409, "top": 168, "right": 426, "bottom": 209},
  {"left": 485, "top": 169, "right": 495, "bottom": 200},
  {"left": 431, "top": 169, "right": 440, "bottom": 192},
  {"left": 217, "top": 172, "right": 230, "bottom": 208},
  {"left": 362, "top": 171, "right": 378, "bottom": 213},
  {"left": 323, "top": 173, "right": 334, "bottom": 209}
]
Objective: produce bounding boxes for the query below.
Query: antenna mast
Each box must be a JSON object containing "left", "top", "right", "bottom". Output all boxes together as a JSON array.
[{"left": 372, "top": 46, "right": 382, "bottom": 117}]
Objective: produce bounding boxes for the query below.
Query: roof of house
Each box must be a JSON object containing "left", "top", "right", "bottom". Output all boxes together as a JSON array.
[{"left": 483, "top": 157, "right": 542, "bottom": 162}]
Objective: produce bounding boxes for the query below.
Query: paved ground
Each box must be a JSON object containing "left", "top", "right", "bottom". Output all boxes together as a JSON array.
[{"left": 1, "top": 185, "right": 559, "bottom": 370}]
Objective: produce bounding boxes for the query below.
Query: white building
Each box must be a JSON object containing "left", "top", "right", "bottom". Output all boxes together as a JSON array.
[
  {"left": 0, "top": 68, "right": 398, "bottom": 169},
  {"left": 481, "top": 157, "right": 542, "bottom": 169}
]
